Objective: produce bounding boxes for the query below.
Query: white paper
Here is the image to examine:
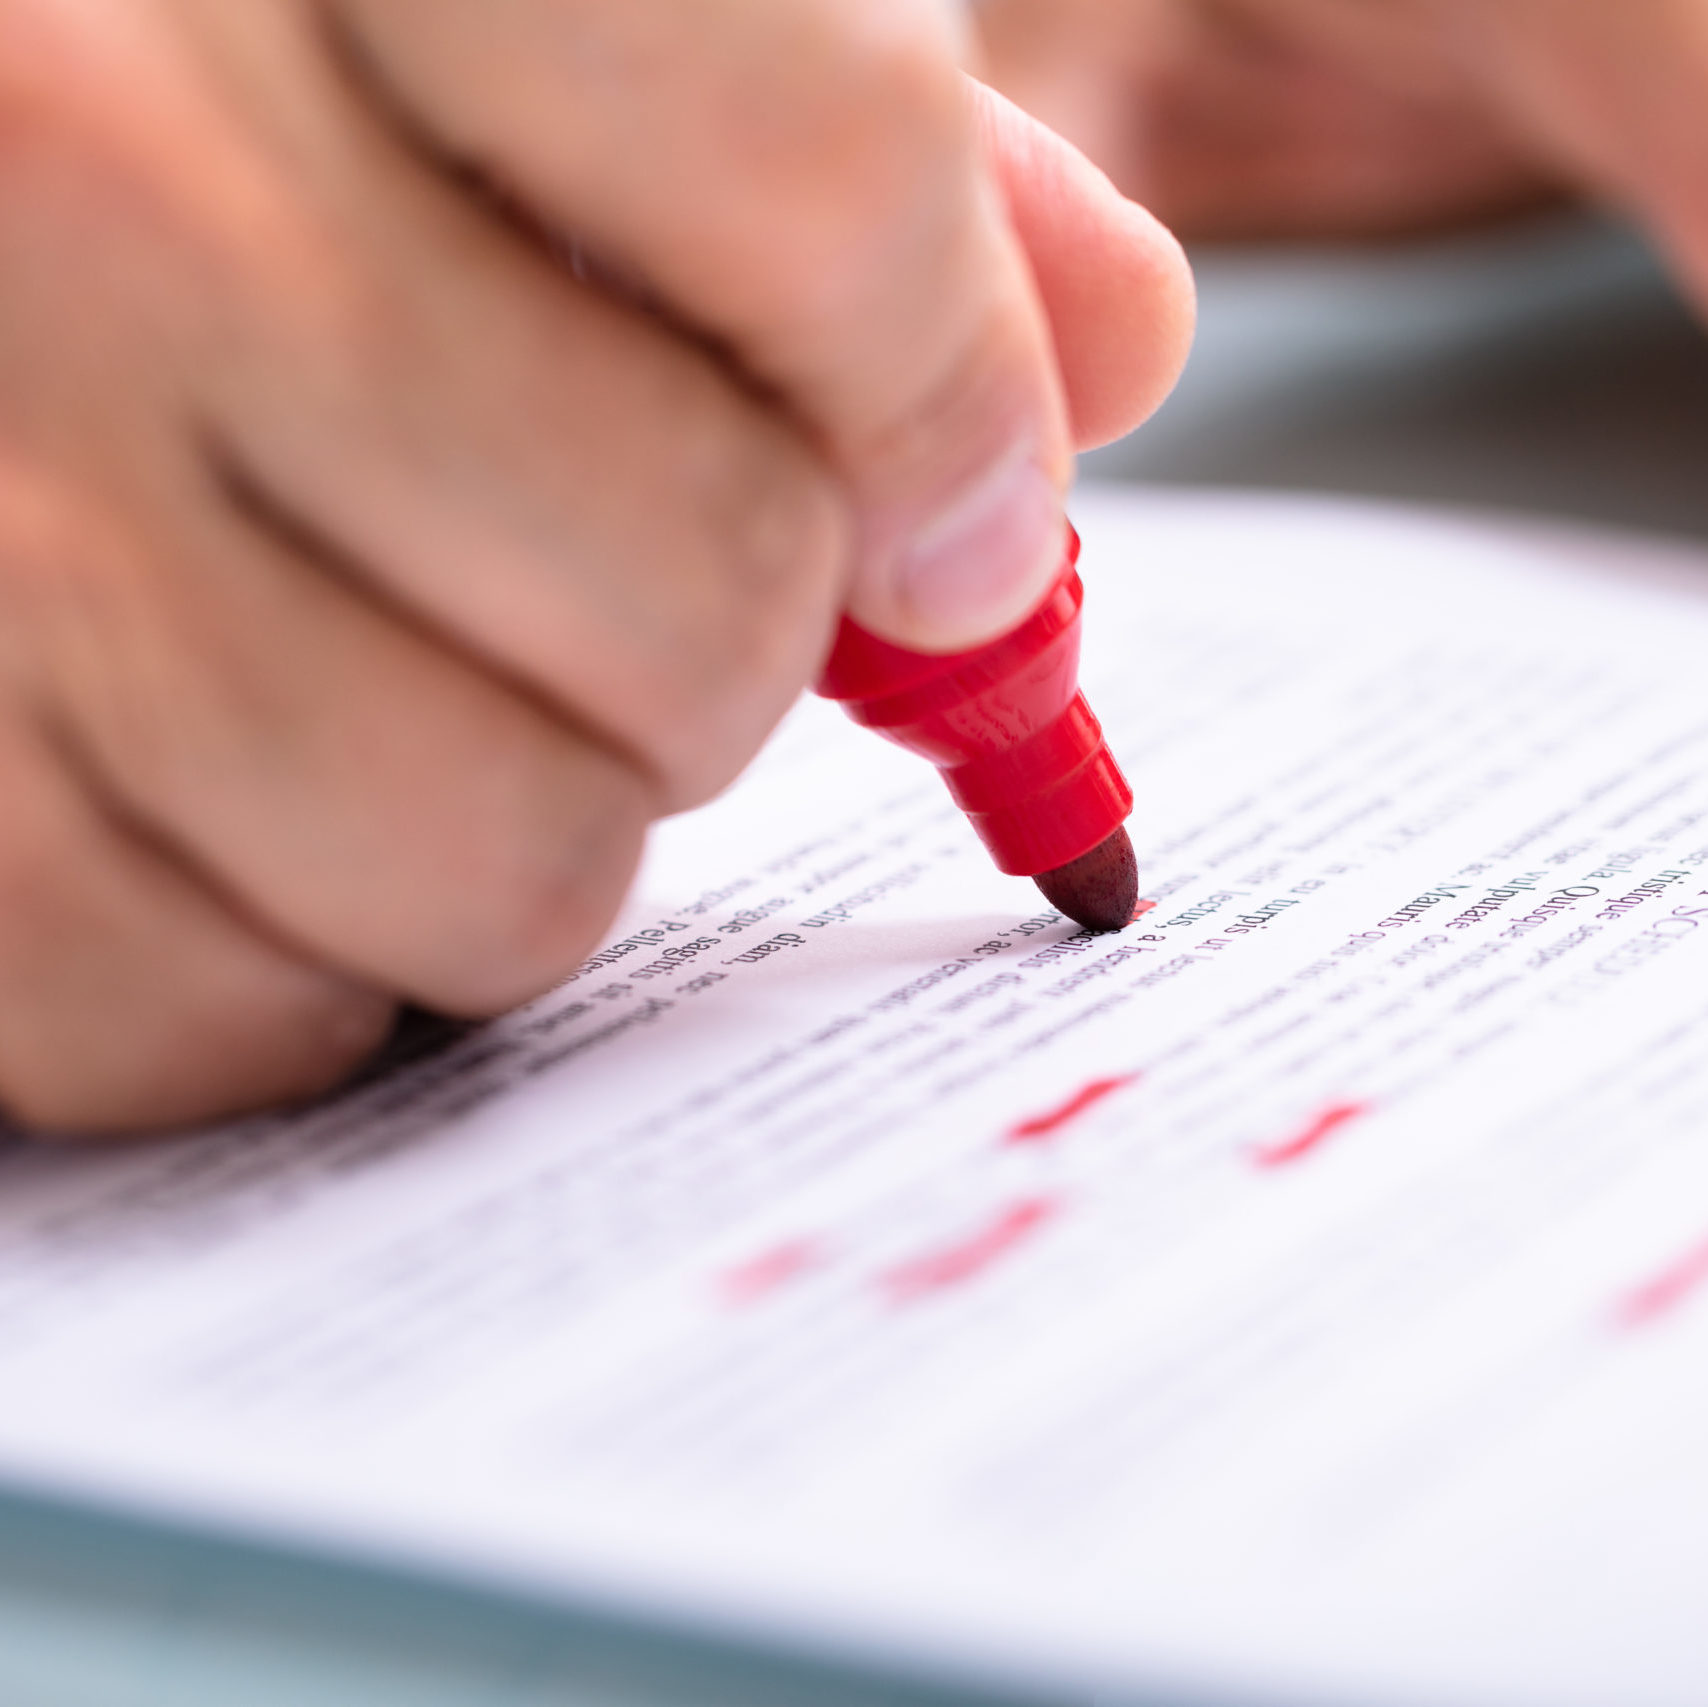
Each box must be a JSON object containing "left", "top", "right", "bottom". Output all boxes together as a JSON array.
[{"left": 3, "top": 486, "right": 1708, "bottom": 1707}]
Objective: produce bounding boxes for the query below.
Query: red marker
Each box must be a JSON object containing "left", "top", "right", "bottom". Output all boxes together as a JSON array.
[{"left": 817, "top": 527, "right": 1138, "bottom": 932}]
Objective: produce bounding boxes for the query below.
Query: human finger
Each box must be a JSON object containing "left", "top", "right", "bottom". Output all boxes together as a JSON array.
[
  {"left": 0, "top": 707, "right": 391, "bottom": 1137},
  {"left": 976, "top": 0, "right": 1565, "bottom": 240},
  {"left": 332, "top": 0, "right": 1072, "bottom": 651},
  {"left": 19, "top": 451, "right": 656, "bottom": 1019},
  {"left": 973, "top": 80, "right": 1195, "bottom": 450},
  {"left": 171, "top": 0, "right": 846, "bottom": 811},
  {"left": 1436, "top": 0, "right": 1708, "bottom": 304}
]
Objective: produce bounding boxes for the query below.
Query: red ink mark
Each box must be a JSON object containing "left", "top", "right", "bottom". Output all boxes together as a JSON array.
[
  {"left": 881, "top": 1197, "right": 1059, "bottom": 1301},
  {"left": 1253, "top": 1101, "right": 1370, "bottom": 1169},
  {"left": 1614, "top": 1234, "right": 1708, "bottom": 1330},
  {"left": 1007, "top": 1074, "right": 1140, "bottom": 1144},
  {"left": 1134, "top": 899, "right": 1158, "bottom": 922},
  {"left": 720, "top": 1240, "right": 820, "bottom": 1304}
]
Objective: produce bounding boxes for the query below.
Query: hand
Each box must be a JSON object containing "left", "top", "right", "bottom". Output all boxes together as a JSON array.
[
  {"left": 0, "top": 0, "right": 1192, "bottom": 1133},
  {"left": 977, "top": 0, "right": 1708, "bottom": 296}
]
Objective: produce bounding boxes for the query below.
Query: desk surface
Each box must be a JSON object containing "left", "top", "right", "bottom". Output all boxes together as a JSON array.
[{"left": 7, "top": 214, "right": 1705, "bottom": 1707}]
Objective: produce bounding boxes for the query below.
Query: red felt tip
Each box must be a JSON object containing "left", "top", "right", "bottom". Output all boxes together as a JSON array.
[{"left": 1032, "top": 825, "right": 1139, "bottom": 933}]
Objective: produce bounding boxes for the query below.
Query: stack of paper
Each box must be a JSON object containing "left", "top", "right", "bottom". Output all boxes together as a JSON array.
[{"left": 1, "top": 486, "right": 1705, "bottom": 1707}]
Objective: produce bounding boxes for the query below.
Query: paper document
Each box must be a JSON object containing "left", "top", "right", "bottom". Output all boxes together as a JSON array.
[{"left": 2, "top": 486, "right": 1707, "bottom": 1707}]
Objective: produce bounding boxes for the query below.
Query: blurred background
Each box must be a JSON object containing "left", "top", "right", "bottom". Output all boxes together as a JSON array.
[
  {"left": 1091, "top": 214, "right": 1708, "bottom": 542},
  {"left": 8, "top": 217, "right": 1707, "bottom": 1707}
]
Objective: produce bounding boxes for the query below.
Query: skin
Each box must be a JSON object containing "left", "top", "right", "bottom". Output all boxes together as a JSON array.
[
  {"left": 976, "top": 0, "right": 1708, "bottom": 327},
  {"left": 0, "top": 0, "right": 1193, "bottom": 1134}
]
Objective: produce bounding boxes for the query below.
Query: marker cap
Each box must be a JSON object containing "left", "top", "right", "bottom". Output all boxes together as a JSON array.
[{"left": 817, "top": 527, "right": 1133, "bottom": 876}]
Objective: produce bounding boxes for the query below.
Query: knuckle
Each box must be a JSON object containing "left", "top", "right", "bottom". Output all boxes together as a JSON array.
[
  {"left": 0, "top": 732, "right": 396, "bottom": 1136},
  {"left": 2, "top": 977, "right": 395, "bottom": 1139},
  {"left": 0, "top": 7, "right": 200, "bottom": 252},
  {"left": 245, "top": 981, "right": 398, "bottom": 1109},
  {"left": 0, "top": 0, "right": 364, "bottom": 354},
  {"left": 431, "top": 757, "right": 653, "bottom": 1015},
  {"left": 646, "top": 422, "right": 848, "bottom": 805},
  {"left": 819, "top": 10, "right": 967, "bottom": 172},
  {"left": 710, "top": 419, "right": 849, "bottom": 630},
  {"left": 0, "top": 479, "right": 194, "bottom": 792},
  {"left": 0, "top": 1071, "right": 113, "bottom": 1139},
  {"left": 0, "top": 456, "right": 112, "bottom": 598},
  {"left": 0, "top": 3, "right": 131, "bottom": 161}
]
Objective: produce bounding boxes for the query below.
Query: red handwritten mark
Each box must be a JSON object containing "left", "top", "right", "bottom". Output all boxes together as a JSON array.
[
  {"left": 1614, "top": 1234, "right": 1708, "bottom": 1331},
  {"left": 720, "top": 1240, "right": 820, "bottom": 1305},
  {"left": 1007, "top": 1074, "right": 1140, "bottom": 1144},
  {"left": 881, "top": 1197, "right": 1059, "bottom": 1302},
  {"left": 1252, "top": 1101, "right": 1370, "bottom": 1169}
]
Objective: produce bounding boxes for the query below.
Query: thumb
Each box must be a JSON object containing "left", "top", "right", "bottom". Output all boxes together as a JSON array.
[
  {"left": 974, "top": 81, "right": 1196, "bottom": 453},
  {"left": 843, "top": 80, "right": 1194, "bottom": 650}
]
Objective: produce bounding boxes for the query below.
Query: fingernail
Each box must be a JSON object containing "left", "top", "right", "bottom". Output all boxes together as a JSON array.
[{"left": 895, "top": 443, "right": 1065, "bottom": 644}]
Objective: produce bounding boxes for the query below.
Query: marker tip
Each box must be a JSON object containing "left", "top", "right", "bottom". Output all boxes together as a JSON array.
[{"left": 1033, "top": 826, "right": 1139, "bottom": 933}]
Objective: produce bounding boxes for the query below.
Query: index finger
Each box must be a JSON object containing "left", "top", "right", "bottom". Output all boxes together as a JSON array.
[{"left": 332, "top": 0, "right": 1073, "bottom": 650}]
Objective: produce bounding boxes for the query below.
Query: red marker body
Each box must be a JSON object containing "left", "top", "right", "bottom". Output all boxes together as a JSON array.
[{"left": 816, "top": 527, "right": 1133, "bottom": 885}]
